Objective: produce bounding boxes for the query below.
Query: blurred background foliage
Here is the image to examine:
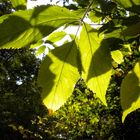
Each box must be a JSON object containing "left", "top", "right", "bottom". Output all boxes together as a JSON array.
[{"left": 0, "top": 0, "right": 140, "bottom": 140}]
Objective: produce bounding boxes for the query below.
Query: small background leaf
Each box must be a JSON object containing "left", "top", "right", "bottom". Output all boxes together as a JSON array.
[
  {"left": 111, "top": 50, "right": 124, "bottom": 64},
  {"left": 35, "top": 45, "right": 46, "bottom": 56}
]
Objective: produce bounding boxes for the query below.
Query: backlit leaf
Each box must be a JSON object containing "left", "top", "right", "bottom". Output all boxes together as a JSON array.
[
  {"left": 35, "top": 45, "right": 46, "bottom": 56},
  {"left": 0, "top": 5, "right": 81, "bottom": 49},
  {"left": 37, "top": 41, "right": 80, "bottom": 111},
  {"left": 111, "top": 50, "right": 124, "bottom": 64},
  {"left": 121, "top": 61, "right": 140, "bottom": 122},
  {"left": 78, "top": 24, "right": 112, "bottom": 105},
  {"left": 46, "top": 31, "right": 66, "bottom": 43}
]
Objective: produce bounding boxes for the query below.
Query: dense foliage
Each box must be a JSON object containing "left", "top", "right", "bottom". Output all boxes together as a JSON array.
[{"left": 0, "top": 48, "right": 48, "bottom": 139}]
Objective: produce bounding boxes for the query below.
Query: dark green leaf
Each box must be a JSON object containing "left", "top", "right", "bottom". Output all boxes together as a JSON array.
[
  {"left": 114, "top": 0, "right": 140, "bottom": 14},
  {"left": 121, "top": 22, "right": 140, "bottom": 37}
]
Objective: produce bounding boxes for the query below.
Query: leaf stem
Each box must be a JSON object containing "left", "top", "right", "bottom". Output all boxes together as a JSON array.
[{"left": 81, "top": 0, "right": 94, "bottom": 23}]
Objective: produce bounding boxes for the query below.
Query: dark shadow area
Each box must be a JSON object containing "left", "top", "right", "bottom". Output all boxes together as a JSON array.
[
  {"left": 121, "top": 21, "right": 140, "bottom": 37},
  {"left": 87, "top": 39, "right": 112, "bottom": 81},
  {"left": 122, "top": 15, "right": 140, "bottom": 26},
  {"left": 51, "top": 41, "right": 81, "bottom": 68},
  {"left": 127, "top": 5, "right": 140, "bottom": 14},
  {"left": 15, "top": 5, "right": 26, "bottom": 10},
  {"left": 116, "top": 0, "right": 140, "bottom": 14},
  {"left": 0, "top": 15, "right": 31, "bottom": 47},
  {"left": 101, "top": 38, "right": 123, "bottom": 51},
  {"left": 38, "top": 56, "right": 55, "bottom": 99},
  {"left": 36, "top": 24, "right": 56, "bottom": 36},
  {"left": 127, "top": 0, "right": 140, "bottom": 14},
  {"left": 98, "top": 22, "right": 121, "bottom": 35},
  {"left": 30, "top": 5, "right": 52, "bottom": 20},
  {"left": 123, "top": 109, "right": 140, "bottom": 140}
]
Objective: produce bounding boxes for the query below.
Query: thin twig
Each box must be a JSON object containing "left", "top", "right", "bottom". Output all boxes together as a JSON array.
[{"left": 81, "top": 0, "right": 94, "bottom": 22}]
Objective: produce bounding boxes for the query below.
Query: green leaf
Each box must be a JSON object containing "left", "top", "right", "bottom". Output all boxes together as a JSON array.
[
  {"left": 89, "top": 11, "right": 103, "bottom": 23},
  {"left": 0, "top": 15, "right": 9, "bottom": 24},
  {"left": 35, "top": 45, "right": 46, "bottom": 56},
  {"left": 123, "top": 44, "right": 132, "bottom": 55},
  {"left": 0, "top": 5, "right": 81, "bottom": 49},
  {"left": 37, "top": 41, "right": 80, "bottom": 111},
  {"left": 78, "top": 24, "right": 112, "bottom": 105},
  {"left": 46, "top": 31, "right": 66, "bottom": 43},
  {"left": 30, "top": 40, "right": 44, "bottom": 49},
  {"left": 111, "top": 50, "right": 124, "bottom": 64},
  {"left": 121, "top": 22, "right": 140, "bottom": 37},
  {"left": 113, "top": 0, "right": 140, "bottom": 14},
  {"left": 121, "top": 61, "right": 140, "bottom": 122},
  {"left": 10, "top": 0, "right": 27, "bottom": 10}
]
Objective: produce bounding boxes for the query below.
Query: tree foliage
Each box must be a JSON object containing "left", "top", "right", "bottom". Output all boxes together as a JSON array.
[
  {"left": 0, "top": 0, "right": 140, "bottom": 122},
  {"left": 0, "top": 48, "right": 47, "bottom": 139}
]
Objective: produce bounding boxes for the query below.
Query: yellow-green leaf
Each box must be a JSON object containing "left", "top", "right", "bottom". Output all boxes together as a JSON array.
[
  {"left": 89, "top": 11, "right": 103, "bottom": 23},
  {"left": 37, "top": 41, "right": 80, "bottom": 111},
  {"left": 35, "top": 45, "right": 46, "bottom": 56},
  {"left": 78, "top": 24, "right": 112, "bottom": 105},
  {"left": 111, "top": 50, "right": 124, "bottom": 64},
  {"left": 0, "top": 5, "right": 81, "bottom": 49},
  {"left": 30, "top": 40, "right": 44, "bottom": 49},
  {"left": 46, "top": 31, "right": 66, "bottom": 43},
  {"left": 121, "top": 61, "right": 140, "bottom": 122}
]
